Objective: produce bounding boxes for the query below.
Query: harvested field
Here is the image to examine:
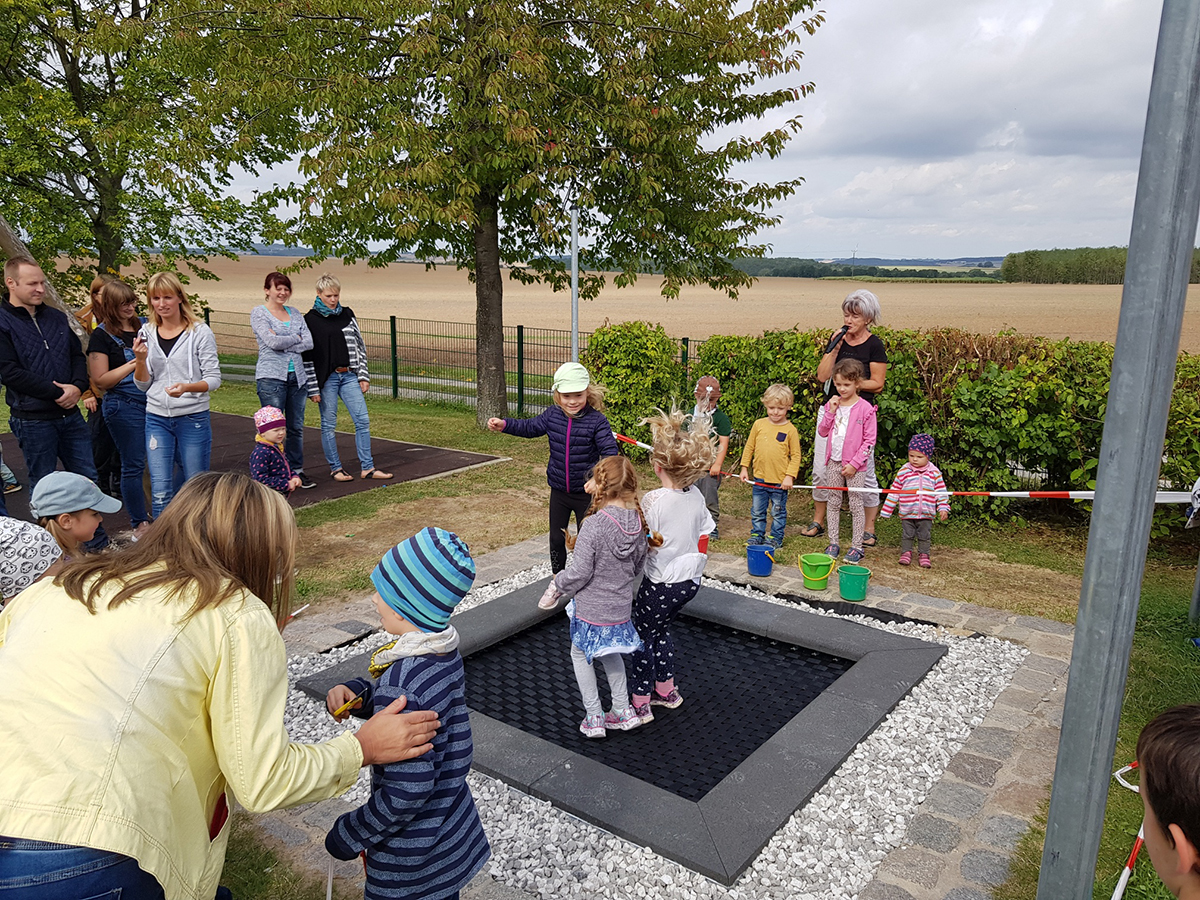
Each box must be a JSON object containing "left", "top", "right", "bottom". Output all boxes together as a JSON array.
[{"left": 185, "top": 256, "right": 1200, "bottom": 350}]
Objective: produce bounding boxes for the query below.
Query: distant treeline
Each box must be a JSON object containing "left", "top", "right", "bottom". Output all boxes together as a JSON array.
[
  {"left": 1001, "top": 246, "right": 1200, "bottom": 284},
  {"left": 732, "top": 258, "right": 1001, "bottom": 280}
]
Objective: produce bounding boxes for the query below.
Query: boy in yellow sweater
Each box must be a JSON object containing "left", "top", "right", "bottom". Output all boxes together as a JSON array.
[{"left": 739, "top": 384, "right": 802, "bottom": 549}]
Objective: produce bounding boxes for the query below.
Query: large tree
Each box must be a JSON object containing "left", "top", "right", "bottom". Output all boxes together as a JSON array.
[
  {"left": 173, "top": 0, "right": 823, "bottom": 420},
  {"left": 0, "top": 0, "right": 282, "bottom": 297}
]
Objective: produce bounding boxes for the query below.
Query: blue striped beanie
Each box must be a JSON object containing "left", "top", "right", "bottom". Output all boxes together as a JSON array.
[{"left": 371, "top": 528, "right": 476, "bottom": 632}]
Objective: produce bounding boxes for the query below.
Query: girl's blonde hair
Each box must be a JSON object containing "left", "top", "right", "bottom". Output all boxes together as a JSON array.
[
  {"left": 59, "top": 472, "right": 297, "bottom": 628},
  {"left": 643, "top": 406, "right": 715, "bottom": 489},
  {"left": 762, "top": 383, "right": 794, "bottom": 407},
  {"left": 37, "top": 516, "right": 81, "bottom": 558},
  {"left": 145, "top": 272, "right": 199, "bottom": 330},
  {"left": 94, "top": 279, "right": 139, "bottom": 333},
  {"left": 564, "top": 456, "right": 663, "bottom": 550},
  {"left": 553, "top": 381, "right": 606, "bottom": 413}
]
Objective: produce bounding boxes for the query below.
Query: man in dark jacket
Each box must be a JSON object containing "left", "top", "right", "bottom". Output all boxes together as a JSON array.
[{"left": 0, "top": 257, "right": 107, "bottom": 547}]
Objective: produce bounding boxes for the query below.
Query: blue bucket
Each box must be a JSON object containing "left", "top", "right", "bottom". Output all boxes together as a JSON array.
[{"left": 747, "top": 544, "right": 775, "bottom": 577}]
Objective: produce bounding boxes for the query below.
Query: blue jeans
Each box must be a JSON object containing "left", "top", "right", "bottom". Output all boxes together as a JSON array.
[
  {"left": 102, "top": 394, "right": 148, "bottom": 527},
  {"left": 145, "top": 412, "right": 211, "bottom": 517},
  {"left": 318, "top": 372, "right": 374, "bottom": 473},
  {"left": 750, "top": 482, "right": 788, "bottom": 546},
  {"left": 256, "top": 373, "right": 307, "bottom": 473},
  {"left": 10, "top": 413, "right": 107, "bottom": 550},
  {"left": 0, "top": 837, "right": 164, "bottom": 899}
]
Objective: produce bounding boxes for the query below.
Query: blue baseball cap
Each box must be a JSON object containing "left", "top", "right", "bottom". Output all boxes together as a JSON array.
[{"left": 30, "top": 471, "right": 123, "bottom": 519}]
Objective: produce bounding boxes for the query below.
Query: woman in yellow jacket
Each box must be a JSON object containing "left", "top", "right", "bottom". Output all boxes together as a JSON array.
[{"left": 0, "top": 472, "right": 440, "bottom": 900}]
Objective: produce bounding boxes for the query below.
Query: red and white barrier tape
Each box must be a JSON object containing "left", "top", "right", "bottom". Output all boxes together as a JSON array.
[{"left": 612, "top": 433, "right": 1192, "bottom": 504}]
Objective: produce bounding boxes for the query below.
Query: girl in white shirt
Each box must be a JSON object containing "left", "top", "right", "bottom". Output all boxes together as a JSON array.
[{"left": 628, "top": 408, "right": 716, "bottom": 724}]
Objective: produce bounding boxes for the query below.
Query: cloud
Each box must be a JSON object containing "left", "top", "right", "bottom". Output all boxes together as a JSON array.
[{"left": 733, "top": 0, "right": 1163, "bottom": 257}]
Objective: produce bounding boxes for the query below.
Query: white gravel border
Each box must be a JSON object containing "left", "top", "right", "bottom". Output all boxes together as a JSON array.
[{"left": 285, "top": 566, "right": 1026, "bottom": 900}]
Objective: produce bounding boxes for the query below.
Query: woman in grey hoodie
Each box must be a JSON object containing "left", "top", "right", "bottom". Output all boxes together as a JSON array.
[
  {"left": 133, "top": 273, "right": 222, "bottom": 517},
  {"left": 539, "top": 456, "right": 662, "bottom": 739}
]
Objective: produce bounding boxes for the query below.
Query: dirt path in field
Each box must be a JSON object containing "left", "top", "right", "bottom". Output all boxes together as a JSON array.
[{"left": 186, "top": 256, "right": 1200, "bottom": 351}]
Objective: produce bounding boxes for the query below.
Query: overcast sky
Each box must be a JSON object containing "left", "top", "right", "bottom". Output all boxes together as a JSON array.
[
  {"left": 234, "top": 0, "right": 1162, "bottom": 261},
  {"left": 750, "top": 0, "right": 1162, "bottom": 259}
]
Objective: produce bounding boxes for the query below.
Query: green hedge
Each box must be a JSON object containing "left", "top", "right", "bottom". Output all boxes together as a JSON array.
[{"left": 584, "top": 322, "right": 1197, "bottom": 528}]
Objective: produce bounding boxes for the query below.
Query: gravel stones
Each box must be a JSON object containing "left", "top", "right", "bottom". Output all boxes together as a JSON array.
[{"left": 283, "top": 567, "right": 1026, "bottom": 899}]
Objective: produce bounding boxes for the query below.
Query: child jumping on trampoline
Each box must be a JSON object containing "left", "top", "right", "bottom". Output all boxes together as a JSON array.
[
  {"left": 537, "top": 455, "right": 662, "bottom": 738},
  {"left": 879, "top": 433, "right": 949, "bottom": 568},
  {"left": 487, "top": 362, "right": 618, "bottom": 573},
  {"left": 1136, "top": 704, "right": 1200, "bottom": 900},
  {"left": 817, "top": 358, "right": 878, "bottom": 563},
  {"left": 627, "top": 407, "right": 715, "bottom": 724}
]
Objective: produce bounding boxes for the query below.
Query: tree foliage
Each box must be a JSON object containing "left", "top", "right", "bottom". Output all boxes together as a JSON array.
[
  {"left": 168, "top": 0, "right": 825, "bottom": 419},
  {"left": 0, "top": 0, "right": 281, "bottom": 298},
  {"left": 1001, "top": 246, "right": 1200, "bottom": 285}
]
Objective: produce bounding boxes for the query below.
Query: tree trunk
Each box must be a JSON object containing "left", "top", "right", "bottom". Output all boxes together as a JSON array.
[
  {"left": 94, "top": 172, "right": 124, "bottom": 277},
  {"left": 474, "top": 192, "right": 508, "bottom": 424},
  {"left": 0, "top": 210, "right": 87, "bottom": 341}
]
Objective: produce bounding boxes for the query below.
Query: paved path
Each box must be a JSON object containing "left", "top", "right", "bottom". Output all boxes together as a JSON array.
[{"left": 266, "top": 536, "right": 1067, "bottom": 899}]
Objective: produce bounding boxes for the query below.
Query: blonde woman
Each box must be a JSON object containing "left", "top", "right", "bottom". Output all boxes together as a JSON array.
[
  {"left": 0, "top": 473, "right": 440, "bottom": 900},
  {"left": 133, "top": 272, "right": 221, "bottom": 516}
]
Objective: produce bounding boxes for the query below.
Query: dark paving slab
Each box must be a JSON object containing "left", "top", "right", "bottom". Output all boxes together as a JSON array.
[{"left": 0, "top": 412, "right": 500, "bottom": 531}]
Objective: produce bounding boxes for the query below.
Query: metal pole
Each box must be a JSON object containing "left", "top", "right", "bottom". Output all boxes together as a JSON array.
[
  {"left": 390, "top": 316, "right": 398, "bottom": 400},
  {"left": 571, "top": 207, "right": 579, "bottom": 363},
  {"left": 517, "top": 324, "right": 525, "bottom": 417},
  {"left": 1190, "top": 549, "right": 1200, "bottom": 623},
  {"left": 1037, "top": 3, "right": 1200, "bottom": 896}
]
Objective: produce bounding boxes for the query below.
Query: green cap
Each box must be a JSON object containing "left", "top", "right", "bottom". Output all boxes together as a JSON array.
[{"left": 552, "top": 362, "right": 591, "bottom": 393}]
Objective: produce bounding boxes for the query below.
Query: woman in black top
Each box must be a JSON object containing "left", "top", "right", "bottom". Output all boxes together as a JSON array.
[
  {"left": 802, "top": 289, "right": 888, "bottom": 544},
  {"left": 86, "top": 280, "right": 150, "bottom": 535}
]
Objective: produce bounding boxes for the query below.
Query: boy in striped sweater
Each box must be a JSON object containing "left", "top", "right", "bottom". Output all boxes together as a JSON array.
[
  {"left": 879, "top": 434, "right": 949, "bottom": 568},
  {"left": 324, "top": 528, "right": 490, "bottom": 900}
]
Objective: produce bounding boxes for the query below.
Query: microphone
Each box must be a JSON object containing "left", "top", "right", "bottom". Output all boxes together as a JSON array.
[{"left": 824, "top": 325, "right": 850, "bottom": 354}]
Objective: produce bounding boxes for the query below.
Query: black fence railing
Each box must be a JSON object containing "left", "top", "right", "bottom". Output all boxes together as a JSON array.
[{"left": 205, "top": 309, "right": 703, "bottom": 414}]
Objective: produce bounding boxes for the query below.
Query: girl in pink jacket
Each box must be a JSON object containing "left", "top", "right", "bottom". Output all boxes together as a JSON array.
[{"left": 816, "top": 358, "right": 878, "bottom": 562}]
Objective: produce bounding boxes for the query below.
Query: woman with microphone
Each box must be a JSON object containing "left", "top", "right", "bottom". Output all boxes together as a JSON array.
[{"left": 800, "top": 289, "right": 888, "bottom": 546}]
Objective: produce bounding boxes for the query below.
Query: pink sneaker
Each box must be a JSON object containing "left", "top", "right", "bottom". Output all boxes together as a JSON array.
[
  {"left": 650, "top": 688, "right": 684, "bottom": 709},
  {"left": 604, "top": 707, "right": 642, "bottom": 731},
  {"left": 579, "top": 715, "right": 606, "bottom": 738},
  {"left": 898, "top": 551, "right": 912, "bottom": 566},
  {"left": 919, "top": 553, "right": 932, "bottom": 569},
  {"left": 631, "top": 703, "right": 655, "bottom": 725}
]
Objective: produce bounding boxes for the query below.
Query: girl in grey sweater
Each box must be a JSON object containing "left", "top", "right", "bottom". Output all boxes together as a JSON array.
[{"left": 539, "top": 456, "right": 662, "bottom": 738}]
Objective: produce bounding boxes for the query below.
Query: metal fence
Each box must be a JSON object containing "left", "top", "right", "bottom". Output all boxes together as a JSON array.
[{"left": 206, "top": 309, "right": 702, "bottom": 413}]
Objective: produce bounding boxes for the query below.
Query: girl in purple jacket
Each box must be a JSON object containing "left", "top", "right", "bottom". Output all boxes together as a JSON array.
[
  {"left": 816, "top": 358, "right": 878, "bottom": 563},
  {"left": 487, "top": 362, "right": 618, "bottom": 572}
]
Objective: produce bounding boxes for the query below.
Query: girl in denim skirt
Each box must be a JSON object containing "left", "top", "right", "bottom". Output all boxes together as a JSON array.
[{"left": 538, "top": 456, "right": 662, "bottom": 738}]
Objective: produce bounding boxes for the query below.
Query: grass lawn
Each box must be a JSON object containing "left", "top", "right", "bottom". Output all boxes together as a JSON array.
[{"left": 27, "top": 382, "right": 1190, "bottom": 899}]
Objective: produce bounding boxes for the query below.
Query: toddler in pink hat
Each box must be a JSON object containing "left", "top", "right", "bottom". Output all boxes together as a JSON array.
[{"left": 250, "top": 406, "right": 302, "bottom": 494}]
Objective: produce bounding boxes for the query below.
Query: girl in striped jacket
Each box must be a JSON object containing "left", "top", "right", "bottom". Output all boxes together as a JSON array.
[{"left": 879, "top": 434, "right": 949, "bottom": 568}]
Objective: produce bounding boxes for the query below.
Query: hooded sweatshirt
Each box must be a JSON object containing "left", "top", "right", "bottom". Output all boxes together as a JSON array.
[
  {"left": 134, "top": 322, "right": 222, "bottom": 417},
  {"left": 552, "top": 505, "right": 647, "bottom": 625}
]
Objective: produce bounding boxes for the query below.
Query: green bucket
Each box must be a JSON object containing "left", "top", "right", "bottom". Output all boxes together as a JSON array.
[
  {"left": 837, "top": 564, "right": 871, "bottom": 602},
  {"left": 799, "top": 553, "right": 835, "bottom": 590}
]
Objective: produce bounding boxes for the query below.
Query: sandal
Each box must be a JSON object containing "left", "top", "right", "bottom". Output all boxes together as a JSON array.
[
  {"left": 332, "top": 469, "right": 354, "bottom": 482},
  {"left": 361, "top": 469, "right": 394, "bottom": 480},
  {"left": 800, "top": 521, "right": 826, "bottom": 538},
  {"left": 862, "top": 531, "right": 877, "bottom": 547}
]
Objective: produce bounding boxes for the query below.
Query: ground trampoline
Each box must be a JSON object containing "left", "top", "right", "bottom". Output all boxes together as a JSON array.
[{"left": 298, "top": 577, "right": 946, "bottom": 884}]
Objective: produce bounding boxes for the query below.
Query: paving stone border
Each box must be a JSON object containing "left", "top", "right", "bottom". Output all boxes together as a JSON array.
[
  {"left": 703, "top": 553, "right": 1068, "bottom": 899},
  {"left": 260, "top": 535, "right": 1066, "bottom": 899}
]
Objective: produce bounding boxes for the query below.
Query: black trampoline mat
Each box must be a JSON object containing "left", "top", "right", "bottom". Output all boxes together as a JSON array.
[{"left": 463, "top": 614, "right": 853, "bottom": 802}]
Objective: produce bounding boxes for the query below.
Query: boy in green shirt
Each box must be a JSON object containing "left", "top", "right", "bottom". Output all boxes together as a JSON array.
[
  {"left": 739, "top": 384, "right": 802, "bottom": 549},
  {"left": 692, "top": 376, "right": 732, "bottom": 539}
]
